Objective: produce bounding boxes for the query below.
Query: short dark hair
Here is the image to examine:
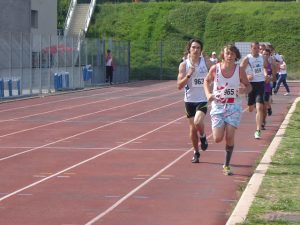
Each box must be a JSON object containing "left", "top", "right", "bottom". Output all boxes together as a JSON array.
[
  {"left": 184, "top": 39, "right": 203, "bottom": 54},
  {"left": 251, "top": 41, "right": 260, "bottom": 48}
]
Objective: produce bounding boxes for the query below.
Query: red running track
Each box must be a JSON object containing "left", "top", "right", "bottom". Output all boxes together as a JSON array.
[{"left": 0, "top": 80, "right": 299, "bottom": 225}]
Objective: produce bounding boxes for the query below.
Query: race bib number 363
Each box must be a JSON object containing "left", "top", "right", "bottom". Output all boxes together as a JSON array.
[{"left": 192, "top": 78, "right": 204, "bottom": 87}]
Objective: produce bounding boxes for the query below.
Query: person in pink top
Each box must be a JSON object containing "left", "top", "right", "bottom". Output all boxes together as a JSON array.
[{"left": 105, "top": 49, "right": 115, "bottom": 85}]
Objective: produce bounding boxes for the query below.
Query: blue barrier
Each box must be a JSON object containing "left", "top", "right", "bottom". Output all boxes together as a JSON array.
[
  {"left": 17, "top": 79, "right": 21, "bottom": 95},
  {"left": 0, "top": 78, "right": 21, "bottom": 98},
  {"left": 8, "top": 80, "right": 12, "bottom": 96},
  {"left": 0, "top": 79, "right": 4, "bottom": 97},
  {"left": 83, "top": 65, "right": 92, "bottom": 81},
  {"left": 54, "top": 72, "right": 70, "bottom": 90},
  {"left": 83, "top": 67, "right": 88, "bottom": 81}
]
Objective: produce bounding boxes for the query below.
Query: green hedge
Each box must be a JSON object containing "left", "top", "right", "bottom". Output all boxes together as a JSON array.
[{"left": 60, "top": 1, "right": 300, "bottom": 79}]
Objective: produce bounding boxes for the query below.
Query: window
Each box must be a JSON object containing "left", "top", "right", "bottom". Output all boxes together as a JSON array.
[{"left": 31, "top": 10, "right": 38, "bottom": 29}]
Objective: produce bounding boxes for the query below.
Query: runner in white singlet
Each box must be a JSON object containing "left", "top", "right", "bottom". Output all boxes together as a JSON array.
[
  {"left": 204, "top": 44, "right": 251, "bottom": 175},
  {"left": 177, "top": 39, "right": 212, "bottom": 163}
]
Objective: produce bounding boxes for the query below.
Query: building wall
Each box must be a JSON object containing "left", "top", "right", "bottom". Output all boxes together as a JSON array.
[
  {"left": 0, "top": 0, "right": 31, "bottom": 33},
  {"left": 31, "top": 0, "right": 57, "bottom": 36}
]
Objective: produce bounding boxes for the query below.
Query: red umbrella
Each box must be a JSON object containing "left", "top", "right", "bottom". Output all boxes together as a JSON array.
[{"left": 42, "top": 44, "right": 73, "bottom": 54}]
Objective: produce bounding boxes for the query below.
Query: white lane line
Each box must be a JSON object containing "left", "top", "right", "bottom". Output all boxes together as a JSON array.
[
  {"left": 0, "top": 115, "right": 185, "bottom": 202},
  {"left": 17, "top": 193, "right": 32, "bottom": 196},
  {"left": 84, "top": 147, "right": 192, "bottom": 225},
  {"left": 0, "top": 98, "right": 181, "bottom": 161},
  {"left": 132, "top": 196, "right": 149, "bottom": 199},
  {"left": 0, "top": 87, "right": 132, "bottom": 114},
  {"left": 0, "top": 84, "right": 174, "bottom": 123},
  {"left": 83, "top": 106, "right": 253, "bottom": 224},
  {"left": 0, "top": 80, "right": 172, "bottom": 114},
  {"left": 56, "top": 176, "right": 70, "bottom": 178},
  {"left": 33, "top": 175, "right": 47, "bottom": 178},
  {"left": 104, "top": 196, "right": 121, "bottom": 199},
  {"left": 0, "top": 90, "right": 179, "bottom": 139}
]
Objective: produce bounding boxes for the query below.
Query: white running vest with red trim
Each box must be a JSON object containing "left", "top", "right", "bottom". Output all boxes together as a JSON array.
[
  {"left": 212, "top": 63, "right": 241, "bottom": 106},
  {"left": 184, "top": 57, "right": 208, "bottom": 103}
]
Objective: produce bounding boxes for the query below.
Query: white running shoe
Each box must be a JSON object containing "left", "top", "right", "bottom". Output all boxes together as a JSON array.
[{"left": 254, "top": 130, "right": 261, "bottom": 139}]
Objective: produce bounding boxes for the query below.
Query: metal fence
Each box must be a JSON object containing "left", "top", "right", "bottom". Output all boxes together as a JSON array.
[
  {"left": 129, "top": 40, "right": 186, "bottom": 80},
  {"left": 0, "top": 32, "right": 130, "bottom": 100},
  {"left": 129, "top": 40, "right": 300, "bottom": 81},
  {"left": 1, "top": 32, "right": 298, "bottom": 100}
]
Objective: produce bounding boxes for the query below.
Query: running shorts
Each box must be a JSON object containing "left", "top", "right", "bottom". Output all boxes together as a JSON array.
[
  {"left": 185, "top": 102, "right": 208, "bottom": 118},
  {"left": 210, "top": 103, "right": 242, "bottom": 128},
  {"left": 248, "top": 81, "right": 265, "bottom": 105}
]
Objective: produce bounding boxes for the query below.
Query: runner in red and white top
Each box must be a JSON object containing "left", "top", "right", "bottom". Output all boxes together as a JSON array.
[{"left": 204, "top": 44, "right": 251, "bottom": 175}]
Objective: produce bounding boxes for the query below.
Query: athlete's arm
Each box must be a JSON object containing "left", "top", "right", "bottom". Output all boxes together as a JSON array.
[
  {"left": 177, "top": 62, "right": 194, "bottom": 90},
  {"left": 271, "top": 58, "right": 277, "bottom": 82},
  {"left": 204, "top": 64, "right": 216, "bottom": 101},
  {"left": 263, "top": 56, "right": 268, "bottom": 79},
  {"left": 240, "top": 56, "right": 249, "bottom": 71},
  {"left": 239, "top": 66, "right": 252, "bottom": 95}
]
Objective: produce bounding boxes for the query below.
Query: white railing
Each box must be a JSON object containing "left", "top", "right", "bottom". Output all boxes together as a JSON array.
[
  {"left": 77, "top": 29, "right": 85, "bottom": 51},
  {"left": 83, "top": 0, "right": 96, "bottom": 33},
  {"left": 64, "top": 0, "right": 77, "bottom": 37}
]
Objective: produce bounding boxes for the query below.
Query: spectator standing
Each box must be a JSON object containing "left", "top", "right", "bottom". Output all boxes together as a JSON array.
[
  {"left": 210, "top": 51, "right": 218, "bottom": 65},
  {"left": 105, "top": 49, "right": 115, "bottom": 85}
]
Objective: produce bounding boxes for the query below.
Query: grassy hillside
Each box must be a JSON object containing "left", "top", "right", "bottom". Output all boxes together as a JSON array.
[
  {"left": 87, "top": 2, "right": 300, "bottom": 80},
  {"left": 204, "top": 2, "right": 300, "bottom": 77}
]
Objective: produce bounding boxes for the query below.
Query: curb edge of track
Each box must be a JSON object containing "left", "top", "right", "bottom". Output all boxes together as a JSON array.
[{"left": 226, "top": 96, "right": 300, "bottom": 225}]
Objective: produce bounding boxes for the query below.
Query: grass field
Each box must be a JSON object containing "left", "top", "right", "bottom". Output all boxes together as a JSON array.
[{"left": 240, "top": 100, "right": 300, "bottom": 225}]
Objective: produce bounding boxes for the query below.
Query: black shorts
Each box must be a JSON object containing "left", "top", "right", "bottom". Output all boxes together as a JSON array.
[
  {"left": 248, "top": 82, "right": 265, "bottom": 105},
  {"left": 185, "top": 102, "right": 208, "bottom": 118}
]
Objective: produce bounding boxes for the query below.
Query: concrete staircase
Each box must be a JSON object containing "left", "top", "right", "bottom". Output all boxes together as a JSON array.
[{"left": 67, "top": 4, "right": 90, "bottom": 37}]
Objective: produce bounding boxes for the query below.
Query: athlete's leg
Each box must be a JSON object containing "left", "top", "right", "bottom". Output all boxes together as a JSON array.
[
  {"left": 274, "top": 74, "right": 284, "bottom": 93},
  {"left": 212, "top": 126, "right": 225, "bottom": 143},
  {"left": 256, "top": 102, "right": 264, "bottom": 131},
  {"left": 188, "top": 117, "right": 199, "bottom": 152},
  {"left": 282, "top": 75, "right": 290, "bottom": 93},
  {"left": 248, "top": 104, "right": 255, "bottom": 112},
  {"left": 194, "top": 110, "right": 205, "bottom": 136},
  {"left": 224, "top": 124, "right": 236, "bottom": 166}
]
